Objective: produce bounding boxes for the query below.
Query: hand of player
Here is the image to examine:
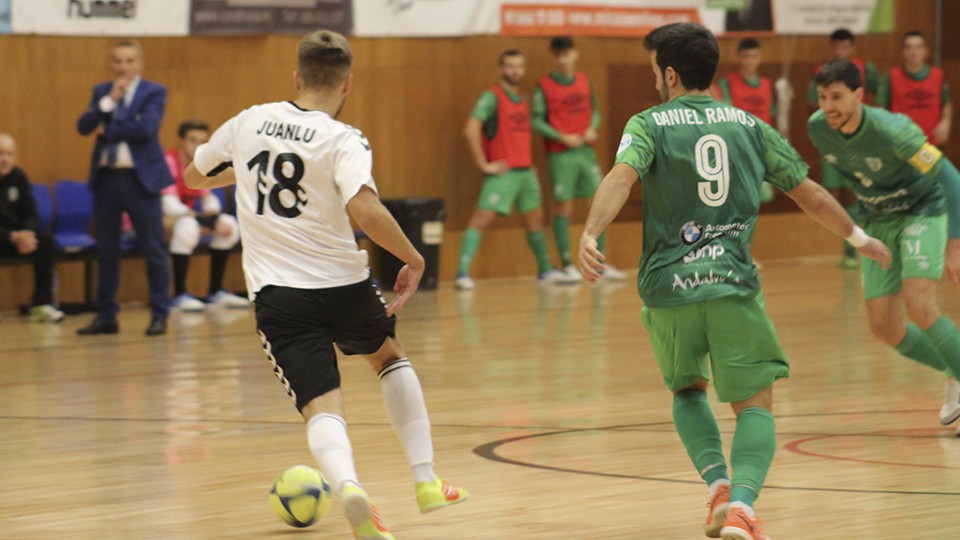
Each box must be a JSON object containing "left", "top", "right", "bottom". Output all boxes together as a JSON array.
[
  {"left": 583, "top": 127, "right": 598, "bottom": 144},
  {"left": 932, "top": 122, "right": 951, "bottom": 147},
  {"left": 481, "top": 160, "right": 509, "bottom": 176},
  {"left": 386, "top": 262, "right": 424, "bottom": 316},
  {"left": 560, "top": 133, "right": 584, "bottom": 149},
  {"left": 945, "top": 238, "right": 960, "bottom": 286},
  {"left": 578, "top": 234, "right": 605, "bottom": 283},
  {"left": 11, "top": 230, "right": 38, "bottom": 255},
  {"left": 857, "top": 237, "right": 892, "bottom": 270},
  {"left": 109, "top": 76, "right": 131, "bottom": 102}
]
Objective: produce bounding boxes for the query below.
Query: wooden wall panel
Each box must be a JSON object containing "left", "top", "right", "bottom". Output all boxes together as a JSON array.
[{"left": 0, "top": 0, "right": 953, "bottom": 307}]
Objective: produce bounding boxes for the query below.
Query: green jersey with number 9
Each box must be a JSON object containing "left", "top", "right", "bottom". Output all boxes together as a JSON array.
[{"left": 616, "top": 94, "right": 808, "bottom": 308}]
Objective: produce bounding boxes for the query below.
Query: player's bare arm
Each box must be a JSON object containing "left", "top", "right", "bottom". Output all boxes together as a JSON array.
[
  {"left": 463, "top": 117, "right": 507, "bottom": 175},
  {"left": 578, "top": 163, "right": 638, "bottom": 282},
  {"left": 785, "top": 178, "right": 891, "bottom": 268},
  {"left": 184, "top": 161, "right": 237, "bottom": 190},
  {"left": 347, "top": 186, "right": 425, "bottom": 315},
  {"left": 934, "top": 101, "right": 953, "bottom": 146}
]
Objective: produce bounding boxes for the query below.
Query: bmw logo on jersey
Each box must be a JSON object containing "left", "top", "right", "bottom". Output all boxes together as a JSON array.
[{"left": 680, "top": 221, "right": 702, "bottom": 245}]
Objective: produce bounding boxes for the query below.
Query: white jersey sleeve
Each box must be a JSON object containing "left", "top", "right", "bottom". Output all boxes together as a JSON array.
[
  {"left": 333, "top": 129, "right": 377, "bottom": 207},
  {"left": 194, "top": 115, "right": 239, "bottom": 176}
]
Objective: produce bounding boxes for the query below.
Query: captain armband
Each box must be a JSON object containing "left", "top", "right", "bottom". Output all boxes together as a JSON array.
[{"left": 907, "top": 143, "right": 942, "bottom": 174}]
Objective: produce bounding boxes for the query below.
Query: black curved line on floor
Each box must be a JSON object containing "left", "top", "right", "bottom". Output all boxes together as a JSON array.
[
  {"left": 473, "top": 425, "right": 960, "bottom": 497},
  {"left": 0, "top": 408, "right": 944, "bottom": 433}
]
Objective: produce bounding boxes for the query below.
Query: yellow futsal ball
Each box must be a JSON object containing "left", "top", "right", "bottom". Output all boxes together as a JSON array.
[{"left": 268, "top": 465, "right": 332, "bottom": 528}]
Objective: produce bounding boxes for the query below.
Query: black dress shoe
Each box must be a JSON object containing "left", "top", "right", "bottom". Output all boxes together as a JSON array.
[
  {"left": 77, "top": 317, "right": 119, "bottom": 335},
  {"left": 145, "top": 318, "right": 167, "bottom": 336}
]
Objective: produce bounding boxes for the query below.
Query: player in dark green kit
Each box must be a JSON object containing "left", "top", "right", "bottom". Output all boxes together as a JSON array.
[
  {"left": 809, "top": 58, "right": 960, "bottom": 432},
  {"left": 578, "top": 24, "right": 891, "bottom": 540}
]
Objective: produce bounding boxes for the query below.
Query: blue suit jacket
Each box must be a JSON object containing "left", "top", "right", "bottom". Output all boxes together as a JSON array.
[{"left": 76, "top": 79, "right": 173, "bottom": 195}]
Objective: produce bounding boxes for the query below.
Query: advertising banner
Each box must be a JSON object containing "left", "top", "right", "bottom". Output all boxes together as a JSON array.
[
  {"left": 773, "top": 0, "right": 893, "bottom": 35},
  {"left": 356, "top": 0, "right": 891, "bottom": 38},
  {"left": 190, "top": 0, "right": 352, "bottom": 35},
  {"left": 11, "top": 0, "right": 190, "bottom": 36}
]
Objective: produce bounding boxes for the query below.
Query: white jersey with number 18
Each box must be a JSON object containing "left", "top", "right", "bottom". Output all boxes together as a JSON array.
[{"left": 193, "top": 101, "right": 376, "bottom": 298}]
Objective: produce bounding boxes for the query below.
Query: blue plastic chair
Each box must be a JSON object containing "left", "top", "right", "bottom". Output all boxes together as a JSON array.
[
  {"left": 53, "top": 180, "right": 96, "bottom": 252},
  {"left": 32, "top": 184, "right": 54, "bottom": 232}
]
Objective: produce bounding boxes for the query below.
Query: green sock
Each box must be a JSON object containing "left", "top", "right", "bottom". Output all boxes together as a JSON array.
[
  {"left": 526, "top": 230, "right": 552, "bottom": 274},
  {"left": 553, "top": 215, "right": 572, "bottom": 267},
  {"left": 597, "top": 232, "right": 607, "bottom": 255},
  {"left": 730, "top": 407, "right": 775, "bottom": 507},
  {"left": 924, "top": 316, "right": 960, "bottom": 378},
  {"left": 458, "top": 228, "right": 482, "bottom": 276},
  {"left": 672, "top": 389, "right": 728, "bottom": 486},
  {"left": 895, "top": 323, "right": 947, "bottom": 371}
]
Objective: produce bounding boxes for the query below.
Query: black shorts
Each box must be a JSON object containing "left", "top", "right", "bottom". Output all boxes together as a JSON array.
[{"left": 254, "top": 278, "right": 397, "bottom": 410}]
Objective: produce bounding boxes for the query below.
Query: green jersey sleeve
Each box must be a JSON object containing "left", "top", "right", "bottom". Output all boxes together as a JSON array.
[
  {"left": 470, "top": 91, "right": 498, "bottom": 122},
  {"left": 806, "top": 77, "right": 819, "bottom": 106},
  {"left": 865, "top": 62, "right": 880, "bottom": 95},
  {"left": 614, "top": 114, "right": 655, "bottom": 179},
  {"left": 759, "top": 121, "right": 808, "bottom": 191},
  {"left": 889, "top": 113, "right": 930, "bottom": 164},
  {"left": 876, "top": 74, "right": 891, "bottom": 108},
  {"left": 944, "top": 80, "right": 952, "bottom": 105},
  {"left": 717, "top": 77, "right": 732, "bottom": 104},
  {"left": 531, "top": 85, "right": 561, "bottom": 140},
  {"left": 590, "top": 82, "right": 601, "bottom": 130}
]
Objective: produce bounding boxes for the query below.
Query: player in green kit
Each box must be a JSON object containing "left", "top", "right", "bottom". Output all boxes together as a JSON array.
[
  {"left": 456, "top": 49, "right": 568, "bottom": 290},
  {"left": 532, "top": 36, "right": 625, "bottom": 282},
  {"left": 808, "top": 58, "right": 960, "bottom": 432},
  {"left": 578, "top": 24, "right": 891, "bottom": 539}
]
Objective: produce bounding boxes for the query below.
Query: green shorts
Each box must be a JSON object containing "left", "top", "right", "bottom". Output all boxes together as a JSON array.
[
  {"left": 547, "top": 146, "right": 602, "bottom": 202},
  {"left": 641, "top": 293, "right": 789, "bottom": 403},
  {"left": 861, "top": 213, "right": 946, "bottom": 300},
  {"left": 476, "top": 168, "right": 543, "bottom": 215}
]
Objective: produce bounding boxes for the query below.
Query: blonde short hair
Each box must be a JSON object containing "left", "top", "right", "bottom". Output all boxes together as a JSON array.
[{"left": 298, "top": 30, "right": 353, "bottom": 90}]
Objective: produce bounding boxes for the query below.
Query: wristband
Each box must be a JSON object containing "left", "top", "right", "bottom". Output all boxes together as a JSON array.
[{"left": 845, "top": 225, "right": 869, "bottom": 248}]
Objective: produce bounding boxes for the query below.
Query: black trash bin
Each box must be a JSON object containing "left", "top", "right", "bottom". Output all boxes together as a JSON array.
[{"left": 375, "top": 198, "right": 445, "bottom": 290}]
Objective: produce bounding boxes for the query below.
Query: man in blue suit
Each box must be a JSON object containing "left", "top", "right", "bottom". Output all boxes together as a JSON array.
[{"left": 76, "top": 40, "right": 172, "bottom": 336}]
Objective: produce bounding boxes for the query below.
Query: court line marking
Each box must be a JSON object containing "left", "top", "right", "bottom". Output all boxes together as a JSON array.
[{"left": 472, "top": 419, "right": 960, "bottom": 497}]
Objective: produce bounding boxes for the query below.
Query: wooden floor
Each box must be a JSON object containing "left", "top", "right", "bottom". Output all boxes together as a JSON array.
[{"left": 2, "top": 257, "right": 959, "bottom": 539}]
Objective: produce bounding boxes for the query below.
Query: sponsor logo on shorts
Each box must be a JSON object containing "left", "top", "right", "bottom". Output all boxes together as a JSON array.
[
  {"left": 680, "top": 221, "right": 702, "bottom": 245},
  {"left": 824, "top": 154, "right": 838, "bottom": 164},
  {"left": 904, "top": 223, "right": 928, "bottom": 237},
  {"left": 683, "top": 244, "right": 725, "bottom": 263}
]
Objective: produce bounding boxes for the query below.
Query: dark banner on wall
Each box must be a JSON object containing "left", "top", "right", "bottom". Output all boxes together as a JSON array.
[{"left": 190, "top": 0, "right": 352, "bottom": 35}]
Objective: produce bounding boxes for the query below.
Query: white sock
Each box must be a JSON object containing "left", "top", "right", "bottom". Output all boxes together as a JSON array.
[
  {"left": 306, "top": 413, "right": 360, "bottom": 495},
  {"left": 729, "top": 501, "right": 755, "bottom": 516},
  {"left": 708, "top": 478, "right": 730, "bottom": 497},
  {"left": 379, "top": 359, "right": 436, "bottom": 483}
]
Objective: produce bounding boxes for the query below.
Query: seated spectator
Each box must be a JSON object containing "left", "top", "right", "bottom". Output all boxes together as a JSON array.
[
  {"left": 0, "top": 133, "right": 64, "bottom": 322},
  {"left": 165, "top": 120, "right": 248, "bottom": 311}
]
